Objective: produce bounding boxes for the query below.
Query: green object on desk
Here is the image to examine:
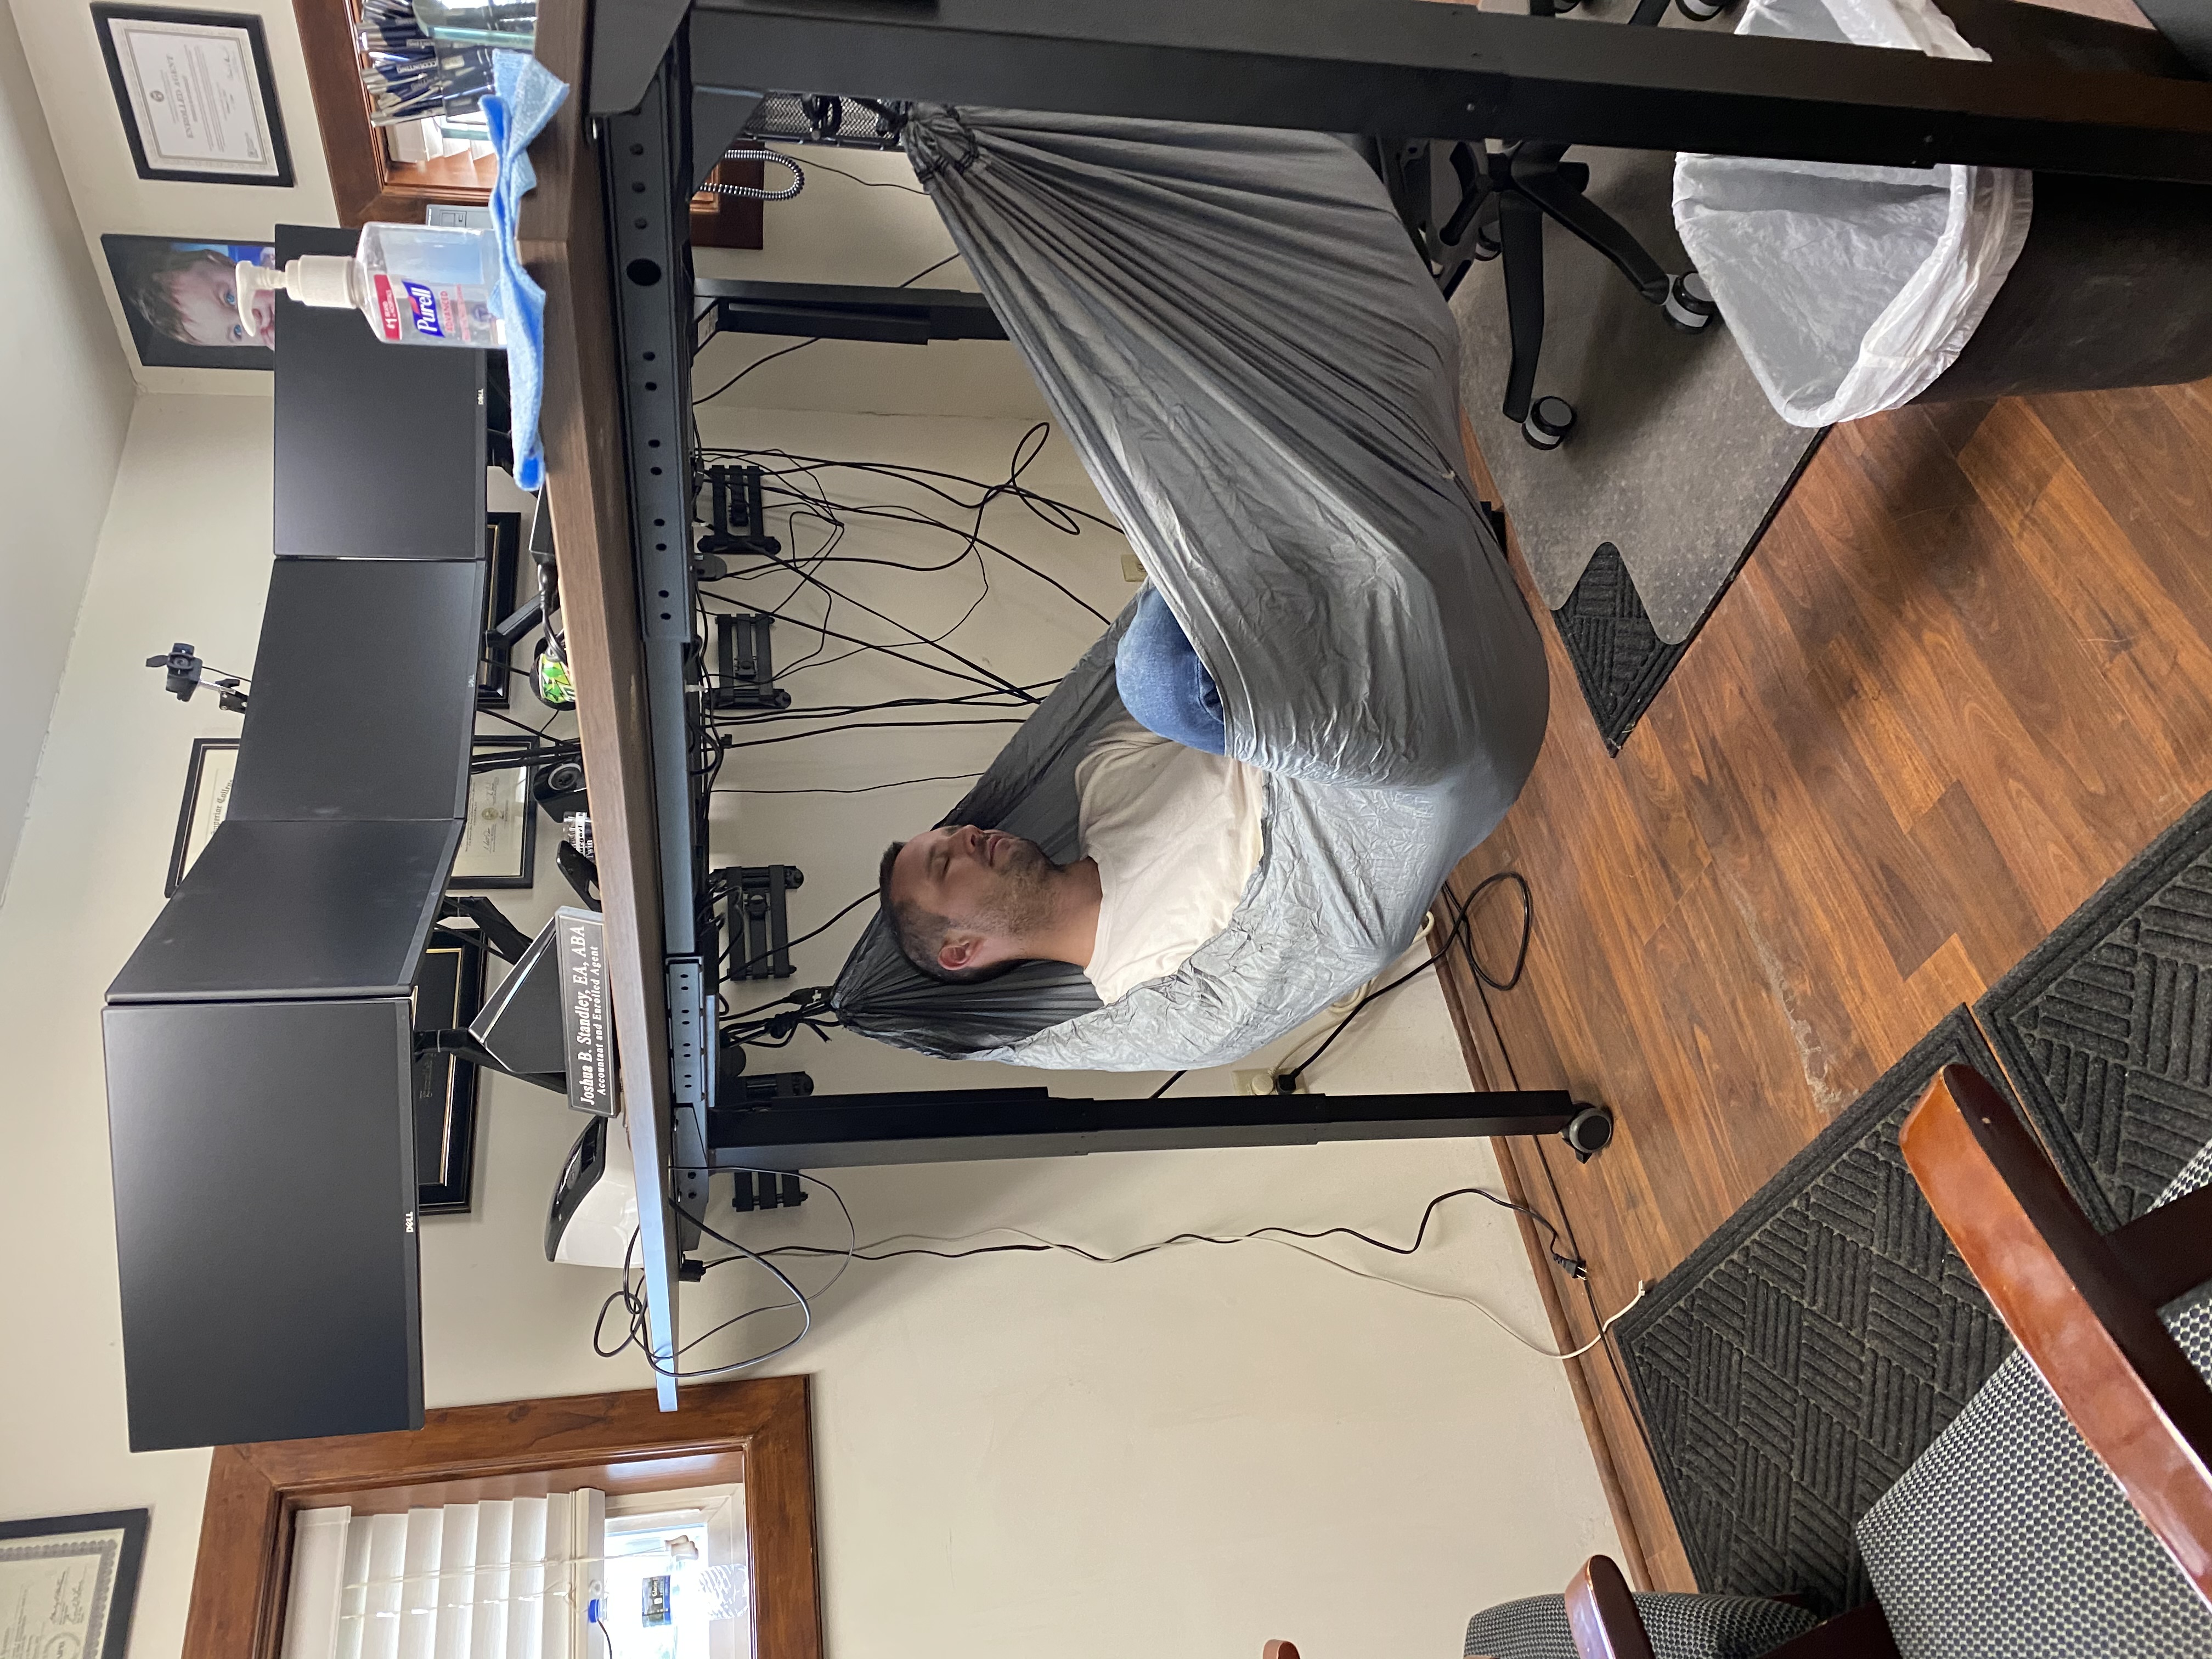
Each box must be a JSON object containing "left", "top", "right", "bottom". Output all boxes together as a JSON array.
[{"left": 537, "top": 651, "right": 574, "bottom": 709}]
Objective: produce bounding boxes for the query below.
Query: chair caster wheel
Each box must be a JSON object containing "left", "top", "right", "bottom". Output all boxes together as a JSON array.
[
  {"left": 1472, "top": 225, "right": 1503, "bottom": 262},
  {"left": 1676, "top": 0, "right": 1728, "bottom": 18},
  {"left": 1663, "top": 270, "right": 1720, "bottom": 334},
  {"left": 1563, "top": 1104, "right": 1613, "bottom": 1162},
  {"left": 1522, "top": 396, "right": 1576, "bottom": 451}
]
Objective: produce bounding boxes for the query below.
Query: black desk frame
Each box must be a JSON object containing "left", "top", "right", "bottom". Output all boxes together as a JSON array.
[
  {"left": 575, "top": 0, "right": 2212, "bottom": 1405},
  {"left": 597, "top": 0, "right": 2212, "bottom": 1234},
  {"left": 626, "top": 0, "right": 2212, "bottom": 179},
  {"left": 599, "top": 39, "right": 1594, "bottom": 1203},
  {"left": 597, "top": 36, "right": 1610, "bottom": 1212},
  {"left": 513, "top": 0, "right": 2212, "bottom": 1415},
  {"left": 595, "top": 0, "right": 2212, "bottom": 1183}
]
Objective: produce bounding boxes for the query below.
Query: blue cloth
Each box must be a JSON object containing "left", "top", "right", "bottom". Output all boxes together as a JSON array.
[
  {"left": 483, "top": 51, "right": 569, "bottom": 492},
  {"left": 1115, "top": 588, "right": 1226, "bottom": 753}
]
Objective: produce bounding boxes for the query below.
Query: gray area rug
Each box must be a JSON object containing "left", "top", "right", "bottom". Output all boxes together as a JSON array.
[
  {"left": 1451, "top": 143, "right": 1821, "bottom": 644},
  {"left": 1979, "top": 789, "right": 2212, "bottom": 1233},
  {"left": 1616, "top": 1009, "right": 2016, "bottom": 1615}
]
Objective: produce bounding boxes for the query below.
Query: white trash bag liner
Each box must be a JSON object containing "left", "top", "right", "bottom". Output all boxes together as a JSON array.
[{"left": 1672, "top": 0, "right": 2033, "bottom": 427}]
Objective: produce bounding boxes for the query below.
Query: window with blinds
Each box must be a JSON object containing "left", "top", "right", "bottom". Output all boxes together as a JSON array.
[{"left": 280, "top": 1492, "right": 607, "bottom": 1659}]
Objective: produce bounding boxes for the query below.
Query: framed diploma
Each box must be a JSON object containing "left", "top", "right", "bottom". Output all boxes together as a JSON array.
[
  {"left": 165, "top": 736, "right": 240, "bottom": 896},
  {"left": 0, "top": 1509, "right": 149, "bottom": 1659},
  {"left": 449, "top": 736, "right": 538, "bottom": 889},
  {"left": 92, "top": 6, "right": 293, "bottom": 187}
]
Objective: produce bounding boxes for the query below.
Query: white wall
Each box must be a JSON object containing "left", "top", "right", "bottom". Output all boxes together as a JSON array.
[
  {"left": 0, "top": 392, "right": 275, "bottom": 1646},
  {"left": 0, "top": 0, "right": 138, "bottom": 896},
  {"left": 8, "top": 0, "right": 335, "bottom": 396},
  {"left": 693, "top": 146, "right": 1046, "bottom": 420}
]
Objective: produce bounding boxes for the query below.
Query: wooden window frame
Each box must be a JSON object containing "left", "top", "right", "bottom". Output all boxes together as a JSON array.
[
  {"left": 290, "top": 0, "right": 767, "bottom": 240},
  {"left": 183, "top": 1376, "right": 822, "bottom": 1659},
  {"left": 292, "top": 0, "right": 495, "bottom": 225}
]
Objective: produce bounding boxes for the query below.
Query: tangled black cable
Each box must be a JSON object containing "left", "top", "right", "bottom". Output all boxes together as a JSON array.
[
  {"left": 591, "top": 1175, "right": 859, "bottom": 1381},
  {"left": 718, "top": 427, "right": 1115, "bottom": 627},
  {"left": 590, "top": 1175, "right": 1607, "bottom": 1378},
  {"left": 721, "top": 984, "right": 840, "bottom": 1049},
  {"left": 696, "top": 424, "right": 1116, "bottom": 674},
  {"left": 744, "top": 1184, "right": 1598, "bottom": 1326},
  {"left": 751, "top": 1184, "right": 1581, "bottom": 1279}
]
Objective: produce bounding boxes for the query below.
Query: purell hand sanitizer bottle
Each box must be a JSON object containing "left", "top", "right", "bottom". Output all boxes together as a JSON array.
[{"left": 236, "top": 223, "right": 504, "bottom": 348}]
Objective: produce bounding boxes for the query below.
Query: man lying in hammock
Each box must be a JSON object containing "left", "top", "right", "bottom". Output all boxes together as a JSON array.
[{"left": 879, "top": 590, "right": 1260, "bottom": 1000}]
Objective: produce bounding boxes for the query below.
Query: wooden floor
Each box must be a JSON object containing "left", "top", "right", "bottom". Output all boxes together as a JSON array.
[{"left": 1436, "top": 379, "right": 2212, "bottom": 1591}]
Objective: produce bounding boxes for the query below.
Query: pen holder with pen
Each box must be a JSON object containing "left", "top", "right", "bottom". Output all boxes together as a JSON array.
[{"left": 411, "top": 0, "right": 536, "bottom": 49}]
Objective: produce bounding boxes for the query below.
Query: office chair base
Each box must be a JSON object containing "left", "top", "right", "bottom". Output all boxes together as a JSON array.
[
  {"left": 1522, "top": 396, "right": 1577, "bottom": 450},
  {"left": 1663, "top": 270, "right": 1720, "bottom": 334}
]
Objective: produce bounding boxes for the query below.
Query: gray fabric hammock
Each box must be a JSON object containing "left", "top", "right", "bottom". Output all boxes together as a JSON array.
[{"left": 829, "top": 108, "right": 1549, "bottom": 1070}]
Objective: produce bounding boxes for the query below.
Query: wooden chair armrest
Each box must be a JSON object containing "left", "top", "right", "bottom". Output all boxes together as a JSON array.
[
  {"left": 1900, "top": 1064, "right": 2212, "bottom": 1603},
  {"left": 1565, "top": 1555, "right": 1655, "bottom": 1659},
  {"left": 1759, "top": 1601, "right": 1901, "bottom": 1658}
]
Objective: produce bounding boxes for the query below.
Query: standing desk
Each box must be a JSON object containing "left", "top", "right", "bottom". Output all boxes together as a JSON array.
[{"left": 522, "top": 0, "right": 2212, "bottom": 1408}]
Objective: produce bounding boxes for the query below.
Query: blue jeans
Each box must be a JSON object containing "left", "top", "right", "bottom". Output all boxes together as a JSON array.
[{"left": 1115, "top": 588, "right": 1226, "bottom": 754}]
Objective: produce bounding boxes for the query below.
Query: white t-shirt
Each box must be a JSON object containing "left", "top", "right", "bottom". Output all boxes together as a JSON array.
[{"left": 1076, "top": 716, "right": 1267, "bottom": 1004}]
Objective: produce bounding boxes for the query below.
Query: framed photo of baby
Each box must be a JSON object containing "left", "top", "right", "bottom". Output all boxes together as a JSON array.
[{"left": 100, "top": 234, "right": 275, "bottom": 370}]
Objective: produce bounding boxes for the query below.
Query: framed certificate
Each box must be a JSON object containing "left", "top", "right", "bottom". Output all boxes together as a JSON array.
[
  {"left": 449, "top": 736, "right": 538, "bottom": 889},
  {"left": 92, "top": 6, "right": 293, "bottom": 187},
  {"left": 165, "top": 736, "right": 239, "bottom": 896},
  {"left": 0, "top": 1510, "right": 149, "bottom": 1659}
]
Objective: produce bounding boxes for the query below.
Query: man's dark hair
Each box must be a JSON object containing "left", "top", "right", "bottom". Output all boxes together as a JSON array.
[{"left": 878, "top": 838, "right": 998, "bottom": 984}]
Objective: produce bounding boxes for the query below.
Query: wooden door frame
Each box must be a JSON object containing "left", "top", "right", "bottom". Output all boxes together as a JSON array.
[{"left": 184, "top": 1375, "right": 822, "bottom": 1659}]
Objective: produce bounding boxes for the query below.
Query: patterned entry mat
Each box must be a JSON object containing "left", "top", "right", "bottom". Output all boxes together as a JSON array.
[
  {"left": 1979, "top": 789, "right": 2212, "bottom": 1233},
  {"left": 1550, "top": 544, "right": 1690, "bottom": 756},
  {"left": 1613, "top": 1011, "right": 2016, "bottom": 1615}
]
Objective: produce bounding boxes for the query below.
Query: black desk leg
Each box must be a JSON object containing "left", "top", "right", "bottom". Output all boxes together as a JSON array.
[{"left": 701, "top": 1088, "right": 1609, "bottom": 1171}]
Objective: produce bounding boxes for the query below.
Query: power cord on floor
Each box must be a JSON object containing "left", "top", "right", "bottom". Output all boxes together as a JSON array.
[
  {"left": 845, "top": 1220, "right": 1645, "bottom": 1360},
  {"left": 1457, "top": 894, "right": 1661, "bottom": 1460},
  {"left": 727, "top": 1183, "right": 1641, "bottom": 1362},
  {"left": 591, "top": 1171, "right": 859, "bottom": 1381},
  {"left": 593, "top": 1174, "right": 1641, "bottom": 1372}
]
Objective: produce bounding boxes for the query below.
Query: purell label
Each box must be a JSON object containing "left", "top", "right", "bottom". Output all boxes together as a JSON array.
[
  {"left": 367, "top": 273, "right": 501, "bottom": 348},
  {"left": 404, "top": 279, "right": 446, "bottom": 339},
  {"left": 371, "top": 273, "right": 403, "bottom": 342}
]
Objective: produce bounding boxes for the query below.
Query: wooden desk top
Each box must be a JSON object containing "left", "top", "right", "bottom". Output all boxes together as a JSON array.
[{"left": 518, "top": 0, "right": 682, "bottom": 1408}]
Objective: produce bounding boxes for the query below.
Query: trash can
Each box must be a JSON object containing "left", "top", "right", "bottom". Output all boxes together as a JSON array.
[{"left": 1672, "top": 0, "right": 2212, "bottom": 426}]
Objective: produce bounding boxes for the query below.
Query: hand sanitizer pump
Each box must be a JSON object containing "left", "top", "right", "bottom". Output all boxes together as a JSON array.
[{"left": 237, "top": 222, "right": 506, "bottom": 348}]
